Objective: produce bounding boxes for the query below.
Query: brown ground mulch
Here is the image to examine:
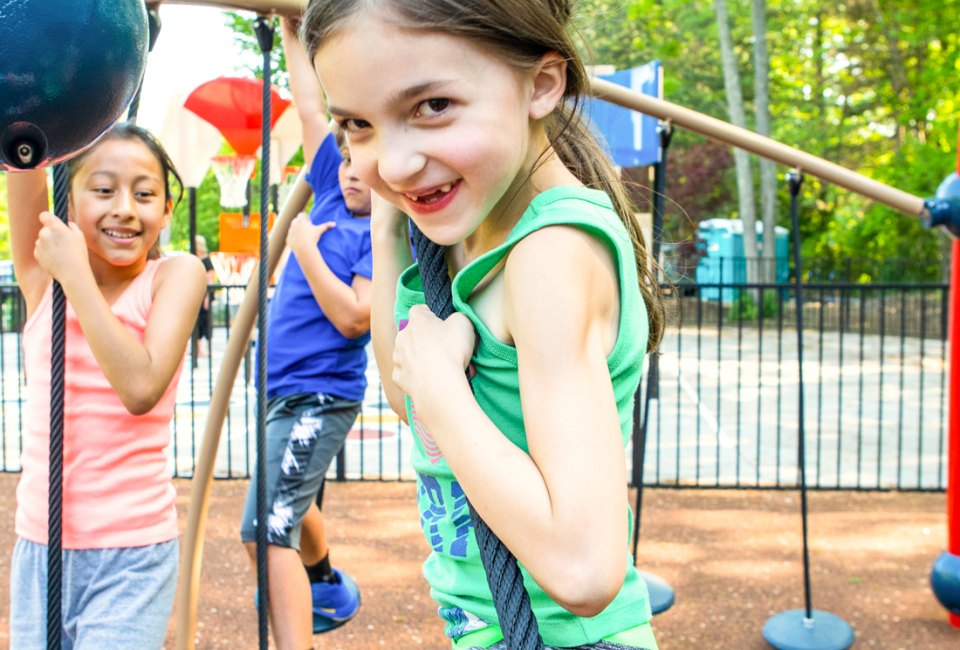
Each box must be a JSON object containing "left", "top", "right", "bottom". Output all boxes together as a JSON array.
[{"left": 0, "top": 473, "right": 957, "bottom": 649}]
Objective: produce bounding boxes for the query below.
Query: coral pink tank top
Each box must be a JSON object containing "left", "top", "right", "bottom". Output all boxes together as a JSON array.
[{"left": 16, "top": 259, "right": 182, "bottom": 549}]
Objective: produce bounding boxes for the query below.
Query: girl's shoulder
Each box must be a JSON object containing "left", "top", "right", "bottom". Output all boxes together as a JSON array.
[{"left": 151, "top": 254, "right": 207, "bottom": 294}]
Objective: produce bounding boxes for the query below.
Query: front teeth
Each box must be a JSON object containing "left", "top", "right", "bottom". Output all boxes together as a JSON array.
[
  {"left": 407, "top": 183, "right": 453, "bottom": 202},
  {"left": 104, "top": 229, "right": 136, "bottom": 239}
]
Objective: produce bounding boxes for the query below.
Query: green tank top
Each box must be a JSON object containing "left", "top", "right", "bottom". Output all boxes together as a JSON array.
[{"left": 395, "top": 185, "right": 652, "bottom": 646}]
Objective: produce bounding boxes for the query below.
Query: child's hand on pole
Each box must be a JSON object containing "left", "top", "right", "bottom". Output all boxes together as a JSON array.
[{"left": 34, "top": 211, "right": 90, "bottom": 285}]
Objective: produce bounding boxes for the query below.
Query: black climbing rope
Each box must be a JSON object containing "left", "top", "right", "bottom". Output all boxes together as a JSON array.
[
  {"left": 253, "top": 15, "right": 275, "bottom": 650},
  {"left": 46, "top": 163, "right": 70, "bottom": 650},
  {"left": 410, "top": 226, "right": 544, "bottom": 650}
]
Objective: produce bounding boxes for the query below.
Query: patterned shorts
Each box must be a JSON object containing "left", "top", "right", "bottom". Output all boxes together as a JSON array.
[{"left": 239, "top": 392, "right": 361, "bottom": 549}]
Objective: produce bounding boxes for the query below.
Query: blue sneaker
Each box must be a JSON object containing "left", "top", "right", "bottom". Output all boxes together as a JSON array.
[{"left": 311, "top": 568, "right": 361, "bottom": 634}]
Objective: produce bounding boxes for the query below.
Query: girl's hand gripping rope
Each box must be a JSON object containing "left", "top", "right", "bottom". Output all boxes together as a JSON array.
[
  {"left": 393, "top": 304, "right": 476, "bottom": 412},
  {"left": 34, "top": 211, "right": 91, "bottom": 286}
]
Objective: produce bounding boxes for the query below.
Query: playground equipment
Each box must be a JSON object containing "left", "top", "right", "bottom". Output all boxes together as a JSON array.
[
  {"left": 0, "top": 0, "right": 148, "bottom": 170},
  {"left": 930, "top": 141, "right": 960, "bottom": 627},
  {"left": 185, "top": 76, "right": 291, "bottom": 159},
  {"left": 5, "top": 1, "right": 959, "bottom": 648}
]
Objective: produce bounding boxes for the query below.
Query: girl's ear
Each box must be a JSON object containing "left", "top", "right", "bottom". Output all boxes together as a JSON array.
[
  {"left": 162, "top": 197, "right": 174, "bottom": 228},
  {"left": 529, "top": 52, "right": 568, "bottom": 120}
]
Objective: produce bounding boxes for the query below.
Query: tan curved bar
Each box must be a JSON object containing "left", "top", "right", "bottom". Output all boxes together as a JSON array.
[
  {"left": 174, "top": 170, "right": 312, "bottom": 650},
  {"left": 589, "top": 77, "right": 929, "bottom": 219},
  {"left": 157, "top": 0, "right": 306, "bottom": 17}
]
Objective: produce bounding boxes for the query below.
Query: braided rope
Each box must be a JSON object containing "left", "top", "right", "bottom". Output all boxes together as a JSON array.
[
  {"left": 46, "top": 163, "right": 70, "bottom": 650},
  {"left": 409, "top": 226, "right": 544, "bottom": 650},
  {"left": 253, "top": 15, "right": 274, "bottom": 650}
]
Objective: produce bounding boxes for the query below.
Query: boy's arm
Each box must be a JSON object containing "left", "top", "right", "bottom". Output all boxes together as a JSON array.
[
  {"left": 6, "top": 169, "right": 52, "bottom": 314},
  {"left": 287, "top": 213, "right": 371, "bottom": 339},
  {"left": 280, "top": 15, "right": 329, "bottom": 168}
]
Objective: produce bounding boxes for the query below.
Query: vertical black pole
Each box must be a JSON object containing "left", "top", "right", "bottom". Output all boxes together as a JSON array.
[
  {"left": 763, "top": 170, "right": 853, "bottom": 649},
  {"left": 46, "top": 163, "right": 70, "bottom": 650},
  {"left": 786, "top": 170, "right": 814, "bottom": 618},
  {"left": 254, "top": 15, "right": 275, "bottom": 650}
]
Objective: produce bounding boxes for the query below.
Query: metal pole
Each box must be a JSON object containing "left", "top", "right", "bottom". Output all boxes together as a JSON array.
[{"left": 589, "top": 77, "right": 927, "bottom": 218}]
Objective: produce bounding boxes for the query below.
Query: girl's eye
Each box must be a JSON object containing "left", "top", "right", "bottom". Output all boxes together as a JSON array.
[
  {"left": 339, "top": 117, "right": 370, "bottom": 133},
  {"left": 417, "top": 98, "right": 450, "bottom": 117}
]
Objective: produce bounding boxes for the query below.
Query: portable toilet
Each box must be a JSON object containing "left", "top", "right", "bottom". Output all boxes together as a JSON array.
[{"left": 695, "top": 219, "right": 789, "bottom": 302}]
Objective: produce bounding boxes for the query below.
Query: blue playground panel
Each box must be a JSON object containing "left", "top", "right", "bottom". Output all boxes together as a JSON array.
[{"left": 584, "top": 61, "right": 662, "bottom": 169}]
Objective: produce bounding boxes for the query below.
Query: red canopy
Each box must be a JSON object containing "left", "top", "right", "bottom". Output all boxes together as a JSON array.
[{"left": 184, "top": 76, "right": 292, "bottom": 157}]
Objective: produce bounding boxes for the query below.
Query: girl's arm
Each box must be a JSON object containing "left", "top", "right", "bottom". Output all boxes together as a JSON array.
[
  {"left": 44, "top": 226, "right": 208, "bottom": 415},
  {"left": 287, "top": 213, "right": 371, "bottom": 338},
  {"left": 393, "top": 226, "right": 627, "bottom": 617},
  {"left": 6, "top": 169, "right": 52, "bottom": 315},
  {"left": 369, "top": 194, "right": 413, "bottom": 420},
  {"left": 280, "top": 15, "right": 329, "bottom": 168}
]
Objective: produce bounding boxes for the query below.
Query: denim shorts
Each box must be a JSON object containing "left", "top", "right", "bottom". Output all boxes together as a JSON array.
[
  {"left": 240, "top": 392, "right": 361, "bottom": 550},
  {"left": 9, "top": 537, "right": 178, "bottom": 650}
]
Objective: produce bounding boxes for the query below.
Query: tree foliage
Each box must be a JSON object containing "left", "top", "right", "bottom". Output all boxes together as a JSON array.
[
  {"left": 4, "top": 4, "right": 956, "bottom": 283},
  {"left": 577, "top": 0, "right": 960, "bottom": 281}
]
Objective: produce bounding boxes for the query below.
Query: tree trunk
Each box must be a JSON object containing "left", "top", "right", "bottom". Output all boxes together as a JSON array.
[
  {"left": 715, "top": 0, "right": 758, "bottom": 283},
  {"left": 752, "top": 0, "right": 777, "bottom": 284}
]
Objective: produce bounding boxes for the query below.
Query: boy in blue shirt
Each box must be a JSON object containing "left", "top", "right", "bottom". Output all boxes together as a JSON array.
[{"left": 239, "top": 16, "right": 370, "bottom": 649}]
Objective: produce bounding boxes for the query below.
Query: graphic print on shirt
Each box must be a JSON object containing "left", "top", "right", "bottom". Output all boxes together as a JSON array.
[
  {"left": 418, "top": 473, "right": 471, "bottom": 558},
  {"left": 439, "top": 606, "right": 489, "bottom": 639},
  {"left": 267, "top": 408, "right": 324, "bottom": 542},
  {"left": 410, "top": 402, "right": 443, "bottom": 463}
]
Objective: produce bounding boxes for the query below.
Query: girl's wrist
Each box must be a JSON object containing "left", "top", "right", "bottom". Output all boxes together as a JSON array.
[{"left": 371, "top": 216, "right": 408, "bottom": 242}]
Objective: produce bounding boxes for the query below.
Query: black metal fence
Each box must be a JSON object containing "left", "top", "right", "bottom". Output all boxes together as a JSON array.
[{"left": 0, "top": 279, "right": 950, "bottom": 491}]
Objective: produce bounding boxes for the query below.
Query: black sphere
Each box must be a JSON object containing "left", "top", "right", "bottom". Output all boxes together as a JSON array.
[{"left": 0, "top": 0, "right": 148, "bottom": 170}]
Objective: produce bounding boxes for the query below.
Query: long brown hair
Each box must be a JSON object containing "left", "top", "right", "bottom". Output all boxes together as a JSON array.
[{"left": 303, "top": 0, "right": 665, "bottom": 350}]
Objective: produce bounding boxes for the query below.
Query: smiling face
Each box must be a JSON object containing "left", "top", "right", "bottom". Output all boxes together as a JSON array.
[
  {"left": 314, "top": 11, "right": 554, "bottom": 252},
  {"left": 68, "top": 137, "right": 171, "bottom": 273}
]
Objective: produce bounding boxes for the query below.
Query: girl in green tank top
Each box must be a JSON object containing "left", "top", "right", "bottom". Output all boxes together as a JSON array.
[{"left": 304, "top": 0, "right": 667, "bottom": 647}]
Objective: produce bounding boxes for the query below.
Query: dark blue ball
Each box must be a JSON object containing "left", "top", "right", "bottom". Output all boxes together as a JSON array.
[
  {"left": 0, "top": 0, "right": 148, "bottom": 170},
  {"left": 931, "top": 550, "right": 960, "bottom": 615}
]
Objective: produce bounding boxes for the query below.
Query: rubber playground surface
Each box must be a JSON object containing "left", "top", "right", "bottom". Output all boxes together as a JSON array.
[{"left": 0, "top": 474, "right": 955, "bottom": 650}]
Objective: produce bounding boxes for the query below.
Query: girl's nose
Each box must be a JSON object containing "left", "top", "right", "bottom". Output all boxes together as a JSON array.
[
  {"left": 112, "top": 189, "right": 136, "bottom": 217},
  {"left": 376, "top": 132, "right": 426, "bottom": 186}
]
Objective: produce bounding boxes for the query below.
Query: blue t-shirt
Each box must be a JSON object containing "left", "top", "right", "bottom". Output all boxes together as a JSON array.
[{"left": 262, "top": 133, "right": 373, "bottom": 400}]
